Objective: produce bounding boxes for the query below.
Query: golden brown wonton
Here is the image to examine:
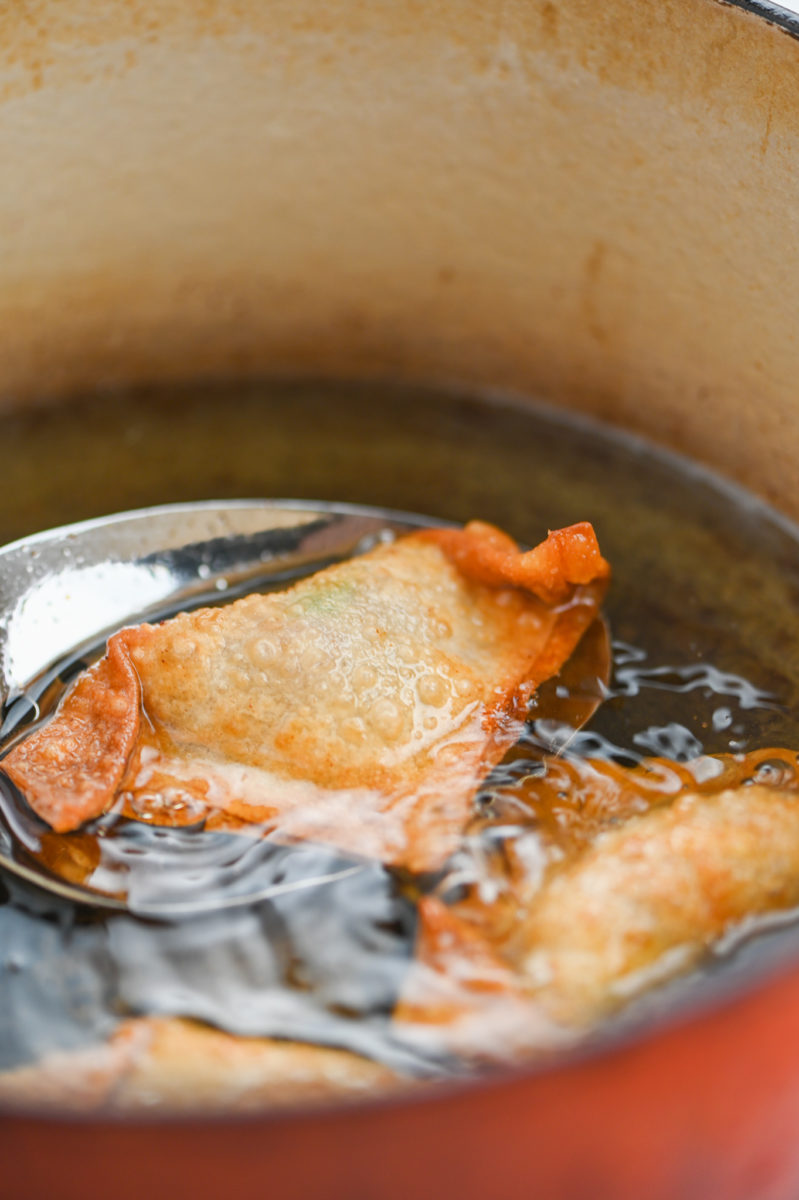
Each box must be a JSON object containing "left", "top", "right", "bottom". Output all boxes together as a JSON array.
[
  {"left": 396, "top": 750, "right": 799, "bottom": 1048},
  {"left": 511, "top": 781, "right": 799, "bottom": 1026},
  {"left": 3, "top": 522, "right": 608, "bottom": 871},
  {"left": 0, "top": 1018, "right": 402, "bottom": 1113}
]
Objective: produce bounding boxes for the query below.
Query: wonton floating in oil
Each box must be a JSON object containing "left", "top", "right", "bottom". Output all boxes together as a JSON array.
[
  {"left": 3, "top": 521, "right": 609, "bottom": 872},
  {"left": 396, "top": 747, "right": 799, "bottom": 1056},
  {"left": 7, "top": 515, "right": 799, "bottom": 1111}
]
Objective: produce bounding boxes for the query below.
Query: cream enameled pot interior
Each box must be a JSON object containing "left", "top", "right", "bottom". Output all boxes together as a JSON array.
[{"left": 1, "top": 0, "right": 798, "bottom": 515}]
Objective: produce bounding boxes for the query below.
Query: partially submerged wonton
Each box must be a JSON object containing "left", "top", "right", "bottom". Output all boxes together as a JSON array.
[
  {"left": 394, "top": 749, "right": 799, "bottom": 1054},
  {"left": 0, "top": 1018, "right": 403, "bottom": 1113},
  {"left": 3, "top": 521, "right": 609, "bottom": 871}
]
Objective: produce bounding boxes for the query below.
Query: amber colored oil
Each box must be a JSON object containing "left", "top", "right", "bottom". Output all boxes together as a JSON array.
[{"left": 0, "top": 380, "right": 798, "bottom": 1085}]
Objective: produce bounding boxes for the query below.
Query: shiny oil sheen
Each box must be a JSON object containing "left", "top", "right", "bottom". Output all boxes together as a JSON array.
[{"left": 1, "top": 379, "right": 799, "bottom": 1084}]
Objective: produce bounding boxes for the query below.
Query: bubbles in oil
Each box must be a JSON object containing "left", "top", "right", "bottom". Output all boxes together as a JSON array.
[{"left": 2, "top": 380, "right": 799, "bottom": 1093}]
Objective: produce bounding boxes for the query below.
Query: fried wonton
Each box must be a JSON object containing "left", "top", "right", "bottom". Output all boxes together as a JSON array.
[
  {"left": 393, "top": 896, "right": 563, "bottom": 1061},
  {"left": 0, "top": 1018, "right": 403, "bottom": 1113},
  {"left": 3, "top": 522, "right": 609, "bottom": 871},
  {"left": 511, "top": 782, "right": 799, "bottom": 1026},
  {"left": 396, "top": 751, "right": 799, "bottom": 1049}
]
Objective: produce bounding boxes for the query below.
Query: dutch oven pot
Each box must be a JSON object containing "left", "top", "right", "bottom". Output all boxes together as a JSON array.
[{"left": 2, "top": 1, "right": 799, "bottom": 1196}]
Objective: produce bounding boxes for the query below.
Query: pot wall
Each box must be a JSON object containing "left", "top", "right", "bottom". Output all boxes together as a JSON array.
[{"left": 1, "top": 0, "right": 798, "bottom": 512}]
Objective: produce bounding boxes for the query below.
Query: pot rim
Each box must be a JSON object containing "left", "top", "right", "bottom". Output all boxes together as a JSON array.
[{"left": 727, "top": 0, "right": 799, "bottom": 36}]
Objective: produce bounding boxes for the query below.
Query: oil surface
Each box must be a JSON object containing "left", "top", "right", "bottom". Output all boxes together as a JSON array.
[{"left": 1, "top": 379, "right": 799, "bottom": 1088}]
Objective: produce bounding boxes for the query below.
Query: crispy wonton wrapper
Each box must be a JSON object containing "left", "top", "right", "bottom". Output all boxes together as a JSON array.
[
  {"left": 394, "top": 743, "right": 799, "bottom": 1050},
  {"left": 0, "top": 1018, "right": 402, "bottom": 1113},
  {"left": 3, "top": 521, "right": 608, "bottom": 871},
  {"left": 393, "top": 896, "right": 566, "bottom": 1061},
  {"left": 398, "top": 772, "right": 799, "bottom": 1047},
  {"left": 511, "top": 782, "right": 799, "bottom": 1026}
]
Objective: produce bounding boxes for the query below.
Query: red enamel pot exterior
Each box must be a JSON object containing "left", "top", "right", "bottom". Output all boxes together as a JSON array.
[{"left": 3, "top": 957, "right": 799, "bottom": 1200}]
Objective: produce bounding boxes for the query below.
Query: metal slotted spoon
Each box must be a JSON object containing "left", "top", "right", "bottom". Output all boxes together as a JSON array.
[{"left": 0, "top": 500, "right": 437, "bottom": 917}]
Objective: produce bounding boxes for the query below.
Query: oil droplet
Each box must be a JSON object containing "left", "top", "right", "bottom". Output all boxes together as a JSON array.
[
  {"left": 251, "top": 637, "right": 280, "bottom": 666},
  {"left": 417, "top": 673, "right": 450, "bottom": 708},
  {"left": 340, "top": 716, "right": 366, "bottom": 745},
  {"left": 352, "top": 664, "right": 378, "bottom": 691},
  {"left": 369, "top": 698, "right": 406, "bottom": 742},
  {"left": 435, "top": 744, "right": 467, "bottom": 769}
]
